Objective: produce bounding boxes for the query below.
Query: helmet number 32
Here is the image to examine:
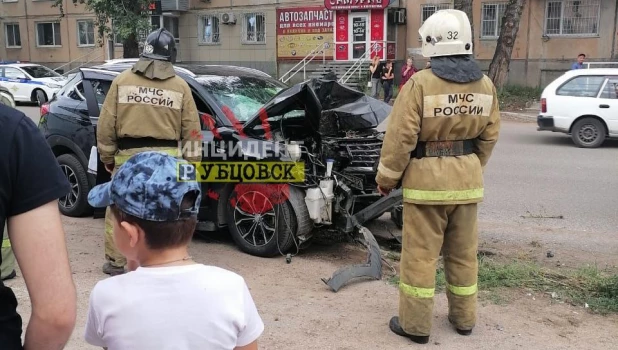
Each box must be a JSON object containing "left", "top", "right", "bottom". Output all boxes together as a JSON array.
[{"left": 447, "top": 31, "right": 459, "bottom": 40}]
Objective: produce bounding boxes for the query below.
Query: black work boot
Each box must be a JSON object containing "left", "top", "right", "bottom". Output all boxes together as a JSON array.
[
  {"left": 389, "top": 316, "right": 430, "bottom": 344},
  {"left": 102, "top": 262, "right": 125, "bottom": 276},
  {"left": 448, "top": 317, "right": 473, "bottom": 336}
]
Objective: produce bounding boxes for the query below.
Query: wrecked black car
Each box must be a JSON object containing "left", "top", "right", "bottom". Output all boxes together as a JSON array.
[{"left": 38, "top": 62, "right": 402, "bottom": 281}]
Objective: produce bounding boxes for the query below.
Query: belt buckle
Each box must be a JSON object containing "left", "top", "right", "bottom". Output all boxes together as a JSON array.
[{"left": 425, "top": 141, "right": 463, "bottom": 157}]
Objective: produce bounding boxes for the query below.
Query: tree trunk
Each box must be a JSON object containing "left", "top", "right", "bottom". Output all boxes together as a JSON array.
[
  {"left": 453, "top": 0, "right": 474, "bottom": 43},
  {"left": 123, "top": 32, "right": 140, "bottom": 58},
  {"left": 487, "top": 0, "right": 526, "bottom": 89},
  {"left": 122, "top": 0, "right": 145, "bottom": 58}
]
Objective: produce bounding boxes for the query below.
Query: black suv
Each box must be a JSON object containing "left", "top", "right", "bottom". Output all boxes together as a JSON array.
[{"left": 38, "top": 62, "right": 402, "bottom": 258}]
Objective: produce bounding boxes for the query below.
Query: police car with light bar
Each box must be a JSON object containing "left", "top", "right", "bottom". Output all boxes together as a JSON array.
[{"left": 0, "top": 61, "right": 68, "bottom": 105}]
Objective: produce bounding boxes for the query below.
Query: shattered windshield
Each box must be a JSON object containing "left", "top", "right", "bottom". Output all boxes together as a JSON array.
[
  {"left": 196, "top": 75, "right": 284, "bottom": 122},
  {"left": 20, "top": 65, "right": 62, "bottom": 78}
]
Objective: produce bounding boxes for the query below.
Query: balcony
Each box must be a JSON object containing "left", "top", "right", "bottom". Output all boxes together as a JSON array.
[{"left": 161, "top": 0, "right": 189, "bottom": 12}]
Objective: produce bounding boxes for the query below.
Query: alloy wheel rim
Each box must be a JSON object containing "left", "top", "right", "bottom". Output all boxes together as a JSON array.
[
  {"left": 59, "top": 164, "right": 79, "bottom": 209},
  {"left": 233, "top": 191, "right": 276, "bottom": 247}
]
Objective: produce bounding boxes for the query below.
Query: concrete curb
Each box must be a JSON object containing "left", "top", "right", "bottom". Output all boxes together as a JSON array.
[{"left": 501, "top": 111, "right": 537, "bottom": 123}]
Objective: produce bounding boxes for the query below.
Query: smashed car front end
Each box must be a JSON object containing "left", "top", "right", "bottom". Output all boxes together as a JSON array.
[{"left": 239, "top": 77, "right": 403, "bottom": 290}]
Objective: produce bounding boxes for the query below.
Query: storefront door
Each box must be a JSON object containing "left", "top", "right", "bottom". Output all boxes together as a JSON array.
[{"left": 348, "top": 12, "right": 369, "bottom": 60}]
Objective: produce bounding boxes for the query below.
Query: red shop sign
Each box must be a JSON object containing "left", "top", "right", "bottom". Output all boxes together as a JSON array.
[{"left": 325, "top": 0, "right": 389, "bottom": 11}]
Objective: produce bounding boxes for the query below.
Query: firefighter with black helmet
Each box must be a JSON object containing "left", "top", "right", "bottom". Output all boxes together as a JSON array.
[
  {"left": 96, "top": 27, "right": 202, "bottom": 276},
  {"left": 375, "top": 9, "right": 501, "bottom": 344}
]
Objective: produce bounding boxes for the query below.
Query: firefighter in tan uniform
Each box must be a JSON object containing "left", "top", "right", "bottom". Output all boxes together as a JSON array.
[
  {"left": 97, "top": 28, "right": 202, "bottom": 275},
  {"left": 375, "top": 10, "right": 501, "bottom": 344}
]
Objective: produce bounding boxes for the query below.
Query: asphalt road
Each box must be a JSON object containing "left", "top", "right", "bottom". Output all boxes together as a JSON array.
[{"left": 19, "top": 105, "right": 618, "bottom": 234}]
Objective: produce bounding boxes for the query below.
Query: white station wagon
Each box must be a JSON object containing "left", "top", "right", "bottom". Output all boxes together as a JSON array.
[{"left": 537, "top": 68, "right": 618, "bottom": 148}]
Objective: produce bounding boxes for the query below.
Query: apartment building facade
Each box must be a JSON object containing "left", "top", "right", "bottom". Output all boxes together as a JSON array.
[{"left": 1, "top": 0, "right": 617, "bottom": 87}]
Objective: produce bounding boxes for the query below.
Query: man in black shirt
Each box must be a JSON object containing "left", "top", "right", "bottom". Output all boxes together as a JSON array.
[{"left": 0, "top": 104, "right": 77, "bottom": 349}]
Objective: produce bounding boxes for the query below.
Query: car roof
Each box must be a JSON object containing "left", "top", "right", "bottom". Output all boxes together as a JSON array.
[
  {"left": 90, "top": 62, "right": 197, "bottom": 77},
  {"left": 87, "top": 62, "right": 279, "bottom": 83},
  {"left": 562, "top": 68, "right": 618, "bottom": 76},
  {"left": 102, "top": 58, "right": 270, "bottom": 77},
  {"left": 0, "top": 63, "right": 42, "bottom": 68}
]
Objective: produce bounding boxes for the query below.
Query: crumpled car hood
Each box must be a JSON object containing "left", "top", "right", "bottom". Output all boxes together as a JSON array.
[{"left": 242, "top": 77, "right": 391, "bottom": 136}]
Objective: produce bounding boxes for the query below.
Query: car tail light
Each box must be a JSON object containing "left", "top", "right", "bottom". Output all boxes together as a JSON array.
[
  {"left": 541, "top": 98, "right": 547, "bottom": 113},
  {"left": 40, "top": 103, "right": 50, "bottom": 117}
]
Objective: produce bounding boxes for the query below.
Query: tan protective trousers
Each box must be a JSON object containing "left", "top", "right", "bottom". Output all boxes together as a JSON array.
[
  {"left": 104, "top": 147, "right": 182, "bottom": 268},
  {"left": 398, "top": 202, "right": 478, "bottom": 336},
  {"left": 2, "top": 225, "right": 16, "bottom": 279}
]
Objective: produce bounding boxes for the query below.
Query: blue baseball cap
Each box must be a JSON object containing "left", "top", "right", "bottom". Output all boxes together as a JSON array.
[{"left": 87, "top": 151, "right": 201, "bottom": 222}]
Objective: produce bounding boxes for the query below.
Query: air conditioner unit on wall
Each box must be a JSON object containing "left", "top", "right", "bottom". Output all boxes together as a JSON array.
[
  {"left": 221, "top": 12, "right": 236, "bottom": 25},
  {"left": 395, "top": 9, "right": 407, "bottom": 25}
]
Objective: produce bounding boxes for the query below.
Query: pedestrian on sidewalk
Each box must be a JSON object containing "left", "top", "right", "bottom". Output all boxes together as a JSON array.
[
  {"left": 571, "top": 53, "right": 586, "bottom": 70},
  {"left": 375, "top": 9, "right": 500, "bottom": 344},
  {"left": 84, "top": 151, "right": 264, "bottom": 350},
  {"left": 382, "top": 60, "right": 395, "bottom": 103},
  {"left": 368, "top": 55, "right": 383, "bottom": 98},
  {"left": 400, "top": 57, "right": 417, "bottom": 90}
]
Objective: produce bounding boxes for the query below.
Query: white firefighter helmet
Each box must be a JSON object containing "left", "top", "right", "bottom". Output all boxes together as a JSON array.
[{"left": 418, "top": 9, "right": 473, "bottom": 57}]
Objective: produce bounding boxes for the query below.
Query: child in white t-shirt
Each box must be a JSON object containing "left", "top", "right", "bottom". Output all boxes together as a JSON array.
[{"left": 84, "top": 151, "right": 264, "bottom": 350}]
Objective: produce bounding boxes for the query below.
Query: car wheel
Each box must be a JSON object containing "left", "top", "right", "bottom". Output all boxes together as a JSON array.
[
  {"left": 33, "top": 89, "right": 47, "bottom": 106},
  {"left": 571, "top": 118, "right": 606, "bottom": 148},
  {"left": 226, "top": 184, "right": 300, "bottom": 257},
  {"left": 56, "top": 154, "right": 93, "bottom": 217}
]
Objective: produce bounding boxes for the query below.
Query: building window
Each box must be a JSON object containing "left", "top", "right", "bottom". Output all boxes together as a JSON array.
[
  {"left": 36, "top": 22, "right": 61, "bottom": 46},
  {"left": 243, "top": 13, "right": 265, "bottom": 44},
  {"left": 5, "top": 23, "right": 21, "bottom": 48},
  {"left": 77, "top": 20, "right": 95, "bottom": 47},
  {"left": 481, "top": 3, "right": 507, "bottom": 38},
  {"left": 200, "top": 14, "right": 220, "bottom": 44},
  {"left": 545, "top": 0, "right": 600, "bottom": 36},
  {"left": 387, "top": 21, "right": 396, "bottom": 42},
  {"left": 421, "top": 4, "right": 452, "bottom": 24}
]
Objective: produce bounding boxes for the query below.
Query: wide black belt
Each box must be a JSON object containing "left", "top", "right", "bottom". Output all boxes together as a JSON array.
[
  {"left": 413, "top": 139, "right": 475, "bottom": 159},
  {"left": 117, "top": 137, "right": 178, "bottom": 150}
]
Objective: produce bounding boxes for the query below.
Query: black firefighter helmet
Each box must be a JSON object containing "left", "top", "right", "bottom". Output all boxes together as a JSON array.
[{"left": 141, "top": 27, "right": 177, "bottom": 63}]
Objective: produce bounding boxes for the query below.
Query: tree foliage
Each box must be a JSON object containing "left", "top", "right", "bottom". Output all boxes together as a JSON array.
[{"left": 52, "top": 0, "right": 153, "bottom": 58}]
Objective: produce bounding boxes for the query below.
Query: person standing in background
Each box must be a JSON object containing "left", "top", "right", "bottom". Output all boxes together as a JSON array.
[
  {"left": 400, "top": 57, "right": 417, "bottom": 90},
  {"left": 369, "top": 55, "right": 383, "bottom": 98},
  {"left": 571, "top": 53, "right": 586, "bottom": 69},
  {"left": 381, "top": 60, "right": 395, "bottom": 104}
]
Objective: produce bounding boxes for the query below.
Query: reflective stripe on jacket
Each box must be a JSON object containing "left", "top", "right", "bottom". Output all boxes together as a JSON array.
[{"left": 375, "top": 69, "right": 501, "bottom": 205}]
